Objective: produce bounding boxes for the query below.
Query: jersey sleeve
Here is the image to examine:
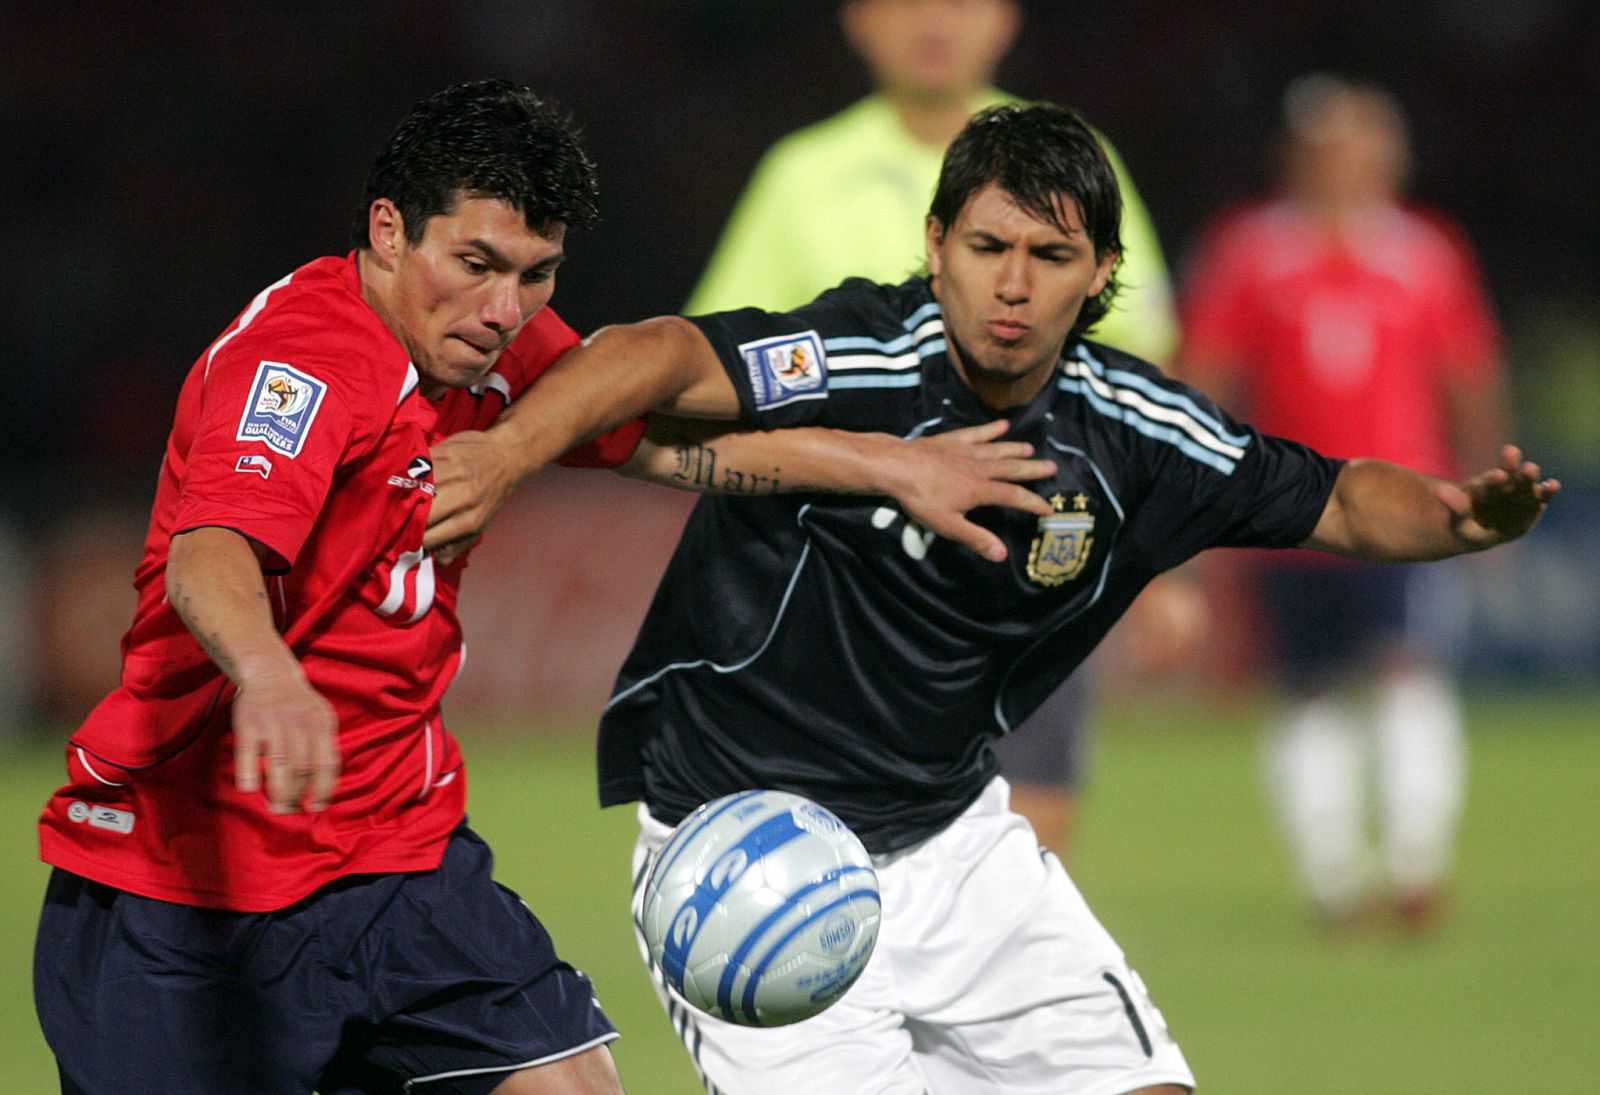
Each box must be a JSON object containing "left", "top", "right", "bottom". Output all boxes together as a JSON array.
[
  {"left": 685, "top": 284, "right": 907, "bottom": 433},
  {"left": 1113, "top": 363, "right": 1345, "bottom": 571},
  {"left": 170, "top": 350, "right": 360, "bottom": 571},
  {"left": 496, "top": 306, "right": 649, "bottom": 469}
]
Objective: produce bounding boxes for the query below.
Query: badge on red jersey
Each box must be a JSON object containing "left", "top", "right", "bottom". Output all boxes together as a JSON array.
[{"left": 237, "top": 361, "right": 328, "bottom": 457}]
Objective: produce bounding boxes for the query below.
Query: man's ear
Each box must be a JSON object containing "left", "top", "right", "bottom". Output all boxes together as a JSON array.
[
  {"left": 925, "top": 215, "right": 947, "bottom": 278},
  {"left": 1089, "top": 248, "right": 1120, "bottom": 298},
  {"left": 366, "top": 199, "right": 406, "bottom": 268}
]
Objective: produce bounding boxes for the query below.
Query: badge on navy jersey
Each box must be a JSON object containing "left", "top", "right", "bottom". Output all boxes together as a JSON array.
[
  {"left": 739, "top": 331, "right": 827, "bottom": 410},
  {"left": 1027, "top": 492, "right": 1096, "bottom": 586},
  {"left": 236, "top": 361, "right": 328, "bottom": 458}
]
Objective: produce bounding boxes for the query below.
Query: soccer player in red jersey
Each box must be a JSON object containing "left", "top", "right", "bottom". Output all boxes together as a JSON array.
[
  {"left": 33, "top": 80, "right": 1055, "bottom": 1095},
  {"left": 1176, "top": 74, "right": 1511, "bottom": 931}
]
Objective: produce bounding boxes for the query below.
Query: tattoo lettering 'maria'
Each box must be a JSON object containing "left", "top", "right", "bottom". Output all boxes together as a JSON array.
[{"left": 670, "top": 441, "right": 783, "bottom": 495}]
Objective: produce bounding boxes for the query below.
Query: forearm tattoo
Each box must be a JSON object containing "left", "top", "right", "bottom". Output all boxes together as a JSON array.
[{"left": 670, "top": 440, "right": 783, "bottom": 495}]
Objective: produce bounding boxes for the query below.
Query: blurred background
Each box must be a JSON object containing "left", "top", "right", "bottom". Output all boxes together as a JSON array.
[{"left": 2, "top": 3, "right": 1597, "bottom": 1092}]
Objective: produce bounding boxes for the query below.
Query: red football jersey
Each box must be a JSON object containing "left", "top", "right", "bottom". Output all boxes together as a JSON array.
[
  {"left": 1180, "top": 201, "right": 1502, "bottom": 479},
  {"left": 39, "top": 254, "right": 644, "bottom": 911}
]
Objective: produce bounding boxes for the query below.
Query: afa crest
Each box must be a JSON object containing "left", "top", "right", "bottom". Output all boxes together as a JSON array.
[{"left": 1026, "top": 493, "right": 1095, "bottom": 586}]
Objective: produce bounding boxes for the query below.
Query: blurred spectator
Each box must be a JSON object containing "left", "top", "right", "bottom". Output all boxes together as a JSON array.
[
  {"left": 1176, "top": 73, "right": 1510, "bottom": 931},
  {"left": 683, "top": 0, "right": 1184, "bottom": 857}
]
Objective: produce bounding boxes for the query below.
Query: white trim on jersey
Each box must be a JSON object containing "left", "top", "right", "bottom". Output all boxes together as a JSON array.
[
  {"left": 403, "top": 1031, "right": 622, "bottom": 1090},
  {"left": 1059, "top": 345, "right": 1249, "bottom": 475},
  {"left": 398, "top": 364, "right": 420, "bottom": 404},
  {"left": 203, "top": 272, "right": 296, "bottom": 381},
  {"left": 75, "top": 747, "right": 129, "bottom": 787},
  {"left": 605, "top": 539, "right": 818, "bottom": 712}
]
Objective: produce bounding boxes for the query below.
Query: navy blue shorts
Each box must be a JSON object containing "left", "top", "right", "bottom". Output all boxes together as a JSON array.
[
  {"left": 991, "top": 671, "right": 1091, "bottom": 788},
  {"left": 35, "top": 825, "right": 617, "bottom": 1095},
  {"left": 1260, "top": 559, "right": 1468, "bottom": 692}
]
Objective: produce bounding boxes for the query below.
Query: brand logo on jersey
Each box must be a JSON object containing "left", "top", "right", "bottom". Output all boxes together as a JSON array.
[
  {"left": 387, "top": 454, "right": 436, "bottom": 494},
  {"left": 1027, "top": 492, "right": 1095, "bottom": 586},
  {"left": 740, "top": 331, "right": 827, "bottom": 410},
  {"left": 237, "top": 361, "right": 328, "bottom": 458},
  {"left": 235, "top": 453, "right": 274, "bottom": 479},
  {"left": 66, "top": 800, "right": 135, "bottom": 835}
]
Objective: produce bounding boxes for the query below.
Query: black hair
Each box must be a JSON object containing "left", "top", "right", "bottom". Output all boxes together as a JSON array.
[
  {"left": 929, "top": 103, "right": 1122, "bottom": 337},
  {"left": 352, "top": 79, "right": 599, "bottom": 248}
]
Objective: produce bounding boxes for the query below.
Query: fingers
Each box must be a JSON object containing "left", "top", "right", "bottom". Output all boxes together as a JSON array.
[
  {"left": 1434, "top": 481, "right": 1472, "bottom": 519},
  {"left": 306, "top": 713, "right": 341, "bottom": 813},
  {"left": 429, "top": 532, "right": 482, "bottom": 565},
  {"left": 234, "top": 694, "right": 340, "bottom": 813},
  {"left": 994, "top": 457, "right": 1056, "bottom": 482},
  {"left": 234, "top": 729, "right": 261, "bottom": 795},
  {"left": 940, "top": 517, "right": 1008, "bottom": 562},
  {"left": 422, "top": 511, "right": 482, "bottom": 549},
  {"left": 987, "top": 483, "right": 1054, "bottom": 516},
  {"left": 935, "top": 419, "right": 1011, "bottom": 445}
]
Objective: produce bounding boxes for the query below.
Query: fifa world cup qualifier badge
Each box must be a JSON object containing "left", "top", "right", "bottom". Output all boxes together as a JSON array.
[
  {"left": 1027, "top": 492, "right": 1095, "bottom": 586},
  {"left": 236, "top": 360, "right": 328, "bottom": 458}
]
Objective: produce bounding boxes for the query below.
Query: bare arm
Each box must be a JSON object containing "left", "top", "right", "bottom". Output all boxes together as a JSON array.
[
  {"left": 425, "top": 317, "right": 735, "bottom": 549},
  {"left": 617, "top": 417, "right": 1056, "bottom": 562},
  {"left": 1303, "top": 446, "right": 1560, "bottom": 561},
  {"left": 166, "top": 527, "right": 338, "bottom": 813}
]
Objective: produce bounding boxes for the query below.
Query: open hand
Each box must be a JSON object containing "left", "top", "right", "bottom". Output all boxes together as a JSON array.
[
  {"left": 884, "top": 419, "right": 1056, "bottom": 562},
  {"left": 1437, "top": 444, "right": 1560, "bottom": 550}
]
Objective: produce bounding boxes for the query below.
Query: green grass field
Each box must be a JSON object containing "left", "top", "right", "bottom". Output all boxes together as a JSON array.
[{"left": 5, "top": 690, "right": 1597, "bottom": 1093}]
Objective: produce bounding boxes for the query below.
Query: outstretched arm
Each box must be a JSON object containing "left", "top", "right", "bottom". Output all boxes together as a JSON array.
[
  {"left": 425, "top": 317, "right": 735, "bottom": 550},
  {"left": 1303, "top": 445, "right": 1560, "bottom": 560},
  {"left": 619, "top": 417, "right": 1056, "bottom": 562}
]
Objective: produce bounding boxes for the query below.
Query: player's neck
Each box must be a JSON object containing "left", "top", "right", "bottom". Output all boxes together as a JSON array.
[{"left": 885, "top": 88, "right": 986, "bottom": 148}]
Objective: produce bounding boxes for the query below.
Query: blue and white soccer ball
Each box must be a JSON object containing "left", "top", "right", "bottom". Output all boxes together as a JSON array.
[{"left": 640, "top": 789, "right": 882, "bottom": 1027}]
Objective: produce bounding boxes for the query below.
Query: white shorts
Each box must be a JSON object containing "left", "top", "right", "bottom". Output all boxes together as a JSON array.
[{"left": 630, "top": 777, "right": 1195, "bottom": 1095}]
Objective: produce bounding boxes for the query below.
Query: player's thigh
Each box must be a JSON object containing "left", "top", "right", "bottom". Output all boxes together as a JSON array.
[
  {"left": 892, "top": 788, "right": 1193, "bottom": 1094},
  {"left": 34, "top": 868, "right": 336, "bottom": 1095},
  {"left": 325, "top": 827, "right": 618, "bottom": 1095},
  {"left": 652, "top": 963, "right": 927, "bottom": 1095}
]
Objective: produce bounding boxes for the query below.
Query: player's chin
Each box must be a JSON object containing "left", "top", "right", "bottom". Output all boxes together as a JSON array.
[{"left": 438, "top": 347, "right": 504, "bottom": 390}]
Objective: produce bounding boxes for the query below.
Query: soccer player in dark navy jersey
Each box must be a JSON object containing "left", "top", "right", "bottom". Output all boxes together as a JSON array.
[{"left": 427, "top": 104, "right": 1558, "bottom": 1095}]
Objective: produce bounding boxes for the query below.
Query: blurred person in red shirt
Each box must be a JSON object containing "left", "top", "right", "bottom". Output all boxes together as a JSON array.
[{"left": 1176, "top": 74, "right": 1510, "bottom": 931}]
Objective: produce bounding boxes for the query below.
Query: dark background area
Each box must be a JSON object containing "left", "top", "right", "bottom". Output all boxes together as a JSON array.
[
  {"left": 2, "top": 1, "right": 1597, "bottom": 720},
  {"left": 3, "top": 1, "right": 1597, "bottom": 487}
]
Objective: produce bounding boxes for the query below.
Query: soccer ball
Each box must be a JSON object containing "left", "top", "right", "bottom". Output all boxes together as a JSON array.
[{"left": 639, "top": 789, "right": 882, "bottom": 1027}]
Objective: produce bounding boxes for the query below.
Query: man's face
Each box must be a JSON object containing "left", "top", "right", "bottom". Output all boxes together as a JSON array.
[
  {"left": 375, "top": 195, "right": 565, "bottom": 396},
  {"left": 1288, "top": 93, "right": 1409, "bottom": 206},
  {"left": 843, "top": 0, "right": 1018, "bottom": 101},
  {"left": 927, "top": 181, "right": 1116, "bottom": 409}
]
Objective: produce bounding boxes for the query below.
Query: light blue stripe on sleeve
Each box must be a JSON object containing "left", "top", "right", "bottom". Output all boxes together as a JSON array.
[
  {"left": 1074, "top": 346, "right": 1251, "bottom": 447},
  {"left": 826, "top": 333, "right": 916, "bottom": 354},
  {"left": 829, "top": 373, "right": 925, "bottom": 389},
  {"left": 1058, "top": 377, "right": 1239, "bottom": 474}
]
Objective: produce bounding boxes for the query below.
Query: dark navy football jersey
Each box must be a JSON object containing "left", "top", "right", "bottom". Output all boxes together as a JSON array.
[{"left": 599, "top": 277, "right": 1343, "bottom": 852}]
